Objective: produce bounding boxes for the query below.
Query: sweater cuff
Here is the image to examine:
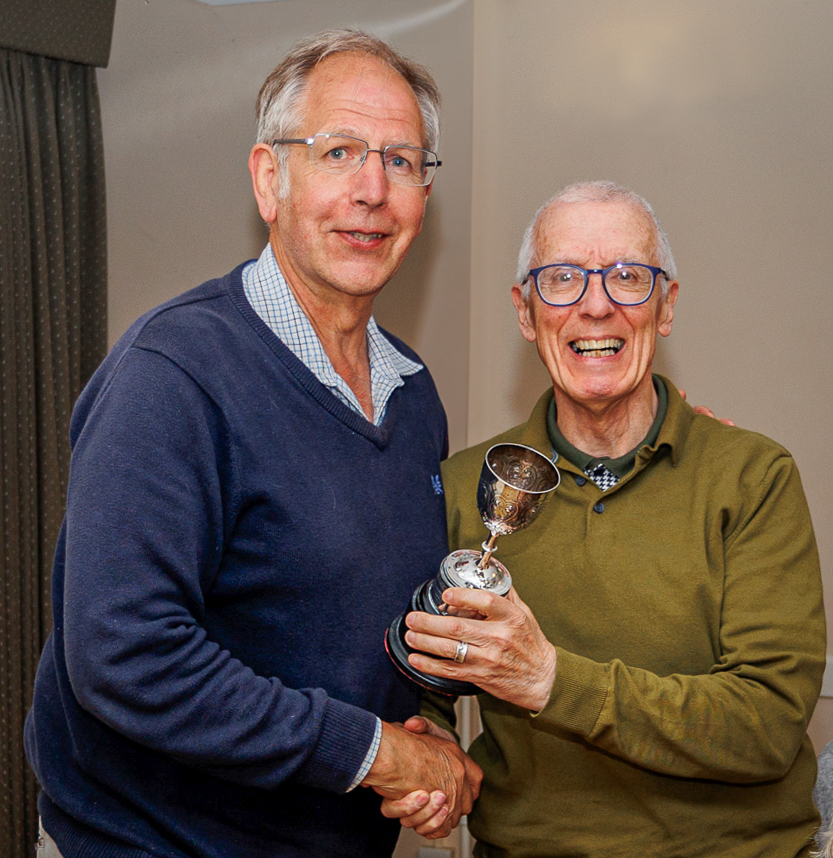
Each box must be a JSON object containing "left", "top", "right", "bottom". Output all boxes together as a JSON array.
[
  {"left": 347, "top": 717, "right": 382, "bottom": 791},
  {"left": 295, "top": 697, "right": 379, "bottom": 794},
  {"left": 537, "top": 648, "right": 609, "bottom": 737}
]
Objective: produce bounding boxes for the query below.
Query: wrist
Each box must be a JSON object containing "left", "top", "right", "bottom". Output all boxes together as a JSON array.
[
  {"left": 362, "top": 721, "right": 398, "bottom": 788},
  {"left": 529, "top": 643, "right": 557, "bottom": 712},
  {"left": 350, "top": 717, "right": 382, "bottom": 791}
]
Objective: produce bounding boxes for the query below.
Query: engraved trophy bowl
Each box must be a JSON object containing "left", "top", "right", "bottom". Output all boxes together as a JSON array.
[{"left": 386, "top": 443, "right": 560, "bottom": 696}]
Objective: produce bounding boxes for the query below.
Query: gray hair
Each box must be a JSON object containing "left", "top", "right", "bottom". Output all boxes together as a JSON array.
[
  {"left": 517, "top": 180, "right": 677, "bottom": 300},
  {"left": 255, "top": 29, "right": 441, "bottom": 190}
]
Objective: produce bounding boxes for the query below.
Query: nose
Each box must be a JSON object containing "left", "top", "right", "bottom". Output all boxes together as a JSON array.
[
  {"left": 351, "top": 149, "right": 389, "bottom": 207},
  {"left": 580, "top": 273, "right": 615, "bottom": 317}
]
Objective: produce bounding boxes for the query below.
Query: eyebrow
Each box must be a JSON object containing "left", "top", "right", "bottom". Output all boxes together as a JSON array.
[
  {"left": 553, "top": 257, "right": 648, "bottom": 267},
  {"left": 323, "top": 129, "right": 425, "bottom": 149}
]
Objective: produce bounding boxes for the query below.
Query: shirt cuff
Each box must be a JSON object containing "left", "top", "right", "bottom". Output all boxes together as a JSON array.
[{"left": 346, "top": 716, "right": 382, "bottom": 792}]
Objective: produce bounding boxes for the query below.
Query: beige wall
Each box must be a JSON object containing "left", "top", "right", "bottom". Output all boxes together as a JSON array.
[{"left": 100, "top": 1, "right": 832, "bottom": 855}]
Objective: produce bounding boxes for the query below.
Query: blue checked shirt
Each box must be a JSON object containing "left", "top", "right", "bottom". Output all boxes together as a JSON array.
[
  {"left": 243, "top": 245, "right": 419, "bottom": 789},
  {"left": 243, "top": 245, "right": 422, "bottom": 426}
]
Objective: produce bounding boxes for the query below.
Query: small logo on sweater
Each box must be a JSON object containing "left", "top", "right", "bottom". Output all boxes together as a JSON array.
[{"left": 431, "top": 475, "right": 444, "bottom": 495}]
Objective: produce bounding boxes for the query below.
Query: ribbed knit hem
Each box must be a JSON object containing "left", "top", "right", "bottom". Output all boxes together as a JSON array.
[
  {"left": 293, "top": 697, "right": 379, "bottom": 794},
  {"left": 541, "top": 648, "right": 609, "bottom": 737},
  {"left": 40, "top": 798, "right": 158, "bottom": 858}
]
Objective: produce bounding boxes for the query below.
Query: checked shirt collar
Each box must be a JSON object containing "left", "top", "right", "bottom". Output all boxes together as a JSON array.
[
  {"left": 547, "top": 378, "right": 668, "bottom": 491},
  {"left": 242, "top": 245, "right": 422, "bottom": 426}
]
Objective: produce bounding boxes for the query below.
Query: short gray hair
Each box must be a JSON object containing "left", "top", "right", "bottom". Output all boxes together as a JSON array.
[
  {"left": 517, "top": 180, "right": 677, "bottom": 300},
  {"left": 255, "top": 29, "right": 441, "bottom": 163}
]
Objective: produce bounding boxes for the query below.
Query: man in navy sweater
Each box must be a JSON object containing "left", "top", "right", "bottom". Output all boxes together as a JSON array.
[{"left": 25, "top": 29, "right": 481, "bottom": 858}]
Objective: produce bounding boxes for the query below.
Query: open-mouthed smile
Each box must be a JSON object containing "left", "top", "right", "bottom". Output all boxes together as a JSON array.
[{"left": 570, "top": 338, "right": 624, "bottom": 357}]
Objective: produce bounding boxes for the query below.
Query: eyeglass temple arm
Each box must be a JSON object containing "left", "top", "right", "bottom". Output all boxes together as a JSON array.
[{"left": 271, "top": 138, "right": 314, "bottom": 146}]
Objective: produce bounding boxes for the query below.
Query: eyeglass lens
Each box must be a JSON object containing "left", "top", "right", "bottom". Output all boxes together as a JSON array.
[
  {"left": 536, "top": 265, "right": 655, "bottom": 305},
  {"left": 308, "top": 135, "right": 435, "bottom": 186}
]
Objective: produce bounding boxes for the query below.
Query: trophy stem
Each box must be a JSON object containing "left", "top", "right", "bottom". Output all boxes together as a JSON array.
[
  {"left": 386, "top": 444, "right": 561, "bottom": 697},
  {"left": 477, "top": 533, "right": 500, "bottom": 570}
]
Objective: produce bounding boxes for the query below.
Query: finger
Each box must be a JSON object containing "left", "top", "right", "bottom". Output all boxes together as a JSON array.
[
  {"left": 405, "top": 629, "right": 475, "bottom": 663},
  {"left": 678, "top": 388, "right": 688, "bottom": 400},
  {"left": 467, "top": 761, "right": 484, "bottom": 800},
  {"left": 456, "top": 778, "right": 475, "bottom": 816},
  {"left": 406, "top": 648, "right": 480, "bottom": 685},
  {"left": 425, "top": 792, "right": 469, "bottom": 838},
  {"left": 441, "top": 586, "right": 507, "bottom": 618},
  {"left": 404, "top": 609, "right": 476, "bottom": 645},
  {"left": 402, "top": 715, "right": 430, "bottom": 734},
  {"left": 403, "top": 715, "right": 455, "bottom": 742},
  {"left": 693, "top": 404, "right": 736, "bottom": 426},
  {"left": 398, "top": 791, "right": 448, "bottom": 830},
  {"left": 380, "top": 790, "right": 431, "bottom": 819},
  {"left": 445, "top": 604, "right": 487, "bottom": 620},
  {"left": 415, "top": 804, "right": 452, "bottom": 839},
  {"left": 405, "top": 591, "right": 512, "bottom": 640},
  {"left": 692, "top": 405, "right": 716, "bottom": 418}
]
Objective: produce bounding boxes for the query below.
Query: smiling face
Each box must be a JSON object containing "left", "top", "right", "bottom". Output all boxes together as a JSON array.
[
  {"left": 512, "top": 199, "right": 678, "bottom": 415},
  {"left": 257, "top": 51, "right": 431, "bottom": 309}
]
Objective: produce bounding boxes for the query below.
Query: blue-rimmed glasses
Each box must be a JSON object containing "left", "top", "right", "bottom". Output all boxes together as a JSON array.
[
  {"left": 526, "top": 263, "right": 668, "bottom": 307},
  {"left": 272, "top": 133, "right": 441, "bottom": 187}
]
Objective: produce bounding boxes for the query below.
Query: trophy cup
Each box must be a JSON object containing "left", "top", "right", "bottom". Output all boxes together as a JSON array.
[{"left": 385, "top": 443, "right": 560, "bottom": 695}]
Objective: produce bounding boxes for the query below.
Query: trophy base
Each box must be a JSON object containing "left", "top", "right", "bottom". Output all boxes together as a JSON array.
[
  {"left": 385, "top": 550, "right": 512, "bottom": 697},
  {"left": 385, "top": 612, "right": 481, "bottom": 697}
]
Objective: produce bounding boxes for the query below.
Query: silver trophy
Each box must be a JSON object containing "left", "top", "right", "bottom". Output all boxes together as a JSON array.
[{"left": 386, "top": 443, "right": 560, "bottom": 695}]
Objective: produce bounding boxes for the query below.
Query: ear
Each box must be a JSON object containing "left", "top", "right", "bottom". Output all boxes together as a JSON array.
[
  {"left": 512, "top": 283, "right": 537, "bottom": 343},
  {"left": 658, "top": 279, "right": 679, "bottom": 338},
  {"left": 248, "top": 143, "right": 281, "bottom": 224}
]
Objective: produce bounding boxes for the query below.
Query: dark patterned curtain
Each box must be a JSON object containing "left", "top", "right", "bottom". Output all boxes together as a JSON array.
[{"left": 0, "top": 43, "right": 108, "bottom": 858}]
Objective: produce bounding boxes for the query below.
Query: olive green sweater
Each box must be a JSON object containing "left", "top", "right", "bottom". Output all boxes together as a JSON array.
[{"left": 425, "top": 379, "right": 825, "bottom": 857}]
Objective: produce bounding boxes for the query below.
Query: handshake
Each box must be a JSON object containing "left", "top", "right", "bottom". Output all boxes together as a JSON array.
[
  {"left": 365, "top": 582, "right": 558, "bottom": 838},
  {"left": 363, "top": 714, "right": 482, "bottom": 840}
]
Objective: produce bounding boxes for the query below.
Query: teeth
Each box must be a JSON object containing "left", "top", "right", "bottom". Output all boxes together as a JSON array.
[
  {"left": 571, "top": 338, "right": 624, "bottom": 357},
  {"left": 350, "top": 232, "right": 382, "bottom": 242}
]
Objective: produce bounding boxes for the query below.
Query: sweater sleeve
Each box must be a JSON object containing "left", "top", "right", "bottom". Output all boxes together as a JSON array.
[
  {"left": 420, "top": 691, "right": 460, "bottom": 742},
  {"left": 535, "top": 452, "right": 825, "bottom": 783},
  {"left": 62, "top": 347, "right": 377, "bottom": 794}
]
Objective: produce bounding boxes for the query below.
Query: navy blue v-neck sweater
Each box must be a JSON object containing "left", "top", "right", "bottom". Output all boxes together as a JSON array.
[{"left": 25, "top": 264, "right": 450, "bottom": 858}]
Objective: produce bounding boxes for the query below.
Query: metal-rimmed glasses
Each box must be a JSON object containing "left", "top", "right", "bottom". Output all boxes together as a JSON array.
[
  {"left": 526, "top": 263, "right": 668, "bottom": 307},
  {"left": 272, "top": 133, "right": 441, "bottom": 187}
]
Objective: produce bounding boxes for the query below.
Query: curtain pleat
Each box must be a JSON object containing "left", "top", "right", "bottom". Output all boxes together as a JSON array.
[{"left": 0, "top": 48, "right": 107, "bottom": 858}]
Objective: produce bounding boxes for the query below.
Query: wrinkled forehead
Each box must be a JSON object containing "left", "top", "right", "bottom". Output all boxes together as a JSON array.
[
  {"left": 298, "top": 52, "right": 425, "bottom": 143},
  {"left": 533, "top": 200, "right": 659, "bottom": 266}
]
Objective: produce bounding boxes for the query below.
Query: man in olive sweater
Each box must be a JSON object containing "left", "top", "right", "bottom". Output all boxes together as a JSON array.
[{"left": 391, "top": 181, "right": 825, "bottom": 856}]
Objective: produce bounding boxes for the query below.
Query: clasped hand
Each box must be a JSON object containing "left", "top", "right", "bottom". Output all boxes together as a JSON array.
[
  {"left": 405, "top": 586, "right": 557, "bottom": 712},
  {"left": 362, "top": 718, "right": 482, "bottom": 839},
  {"left": 379, "top": 586, "right": 555, "bottom": 835}
]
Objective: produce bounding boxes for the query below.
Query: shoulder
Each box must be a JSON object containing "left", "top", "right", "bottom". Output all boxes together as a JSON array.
[
  {"left": 127, "top": 263, "right": 251, "bottom": 354},
  {"left": 661, "top": 376, "right": 795, "bottom": 480},
  {"left": 671, "top": 410, "right": 809, "bottom": 540},
  {"left": 71, "top": 265, "right": 254, "bottom": 433},
  {"left": 686, "top": 413, "right": 795, "bottom": 477}
]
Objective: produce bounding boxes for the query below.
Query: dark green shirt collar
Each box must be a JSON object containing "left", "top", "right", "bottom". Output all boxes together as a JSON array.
[{"left": 546, "top": 376, "right": 668, "bottom": 478}]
